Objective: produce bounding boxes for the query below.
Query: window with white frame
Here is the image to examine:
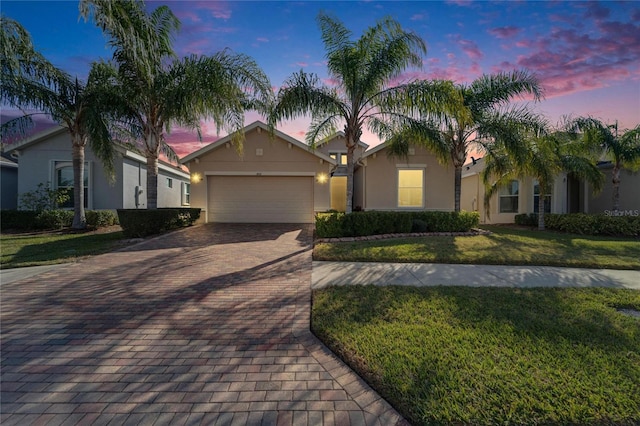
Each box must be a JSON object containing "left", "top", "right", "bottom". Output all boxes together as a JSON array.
[
  {"left": 54, "top": 161, "right": 89, "bottom": 208},
  {"left": 330, "top": 152, "right": 347, "bottom": 165},
  {"left": 499, "top": 180, "right": 519, "bottom": 213},
  {"left": 533, "top": 180, "right": 551, "bottom": 214},
  {"left": 397, "top": 169, "right": 424, "bottom": 207},
  {"left": 166, "top": 177, "right": 173, "bottom": 188},
  {"left": 182, "top": 182, "right": 190, "bottom": 205}
]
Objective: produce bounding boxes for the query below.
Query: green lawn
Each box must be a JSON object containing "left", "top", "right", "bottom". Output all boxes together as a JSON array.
[
  {"left": 312, "top": 285, "right": 640, "bottom": 425},
  {"left": 314, "top": 225, "right": 640, "bottom": 269},
  {"left": 1, "top": 229, "right": 126, "bottom": 268}
]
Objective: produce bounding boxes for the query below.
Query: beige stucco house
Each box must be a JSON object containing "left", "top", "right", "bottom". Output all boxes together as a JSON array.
[
  {"left": 181, "top": 121, "right": 456, "bottom": 223},
  {"left": 461, "top": 157, "right": 640, "bottom": 224}
]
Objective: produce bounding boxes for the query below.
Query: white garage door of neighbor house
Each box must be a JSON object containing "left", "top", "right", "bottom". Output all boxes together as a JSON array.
[{"left": 208, "top": 175, "right": 314, "bottom": 223}]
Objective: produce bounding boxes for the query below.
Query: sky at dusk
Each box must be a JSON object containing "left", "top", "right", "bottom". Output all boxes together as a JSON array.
[{"left": 2, "top": 0, "right": 639, "bottom": 158}]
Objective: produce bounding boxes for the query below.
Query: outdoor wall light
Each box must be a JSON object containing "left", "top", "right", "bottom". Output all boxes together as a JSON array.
[
  {"left": 191, "top": 172, "right": 202, "bottom": 183},
  {"left": 316, "top": 173, "right": 329, "bottom": 184}
]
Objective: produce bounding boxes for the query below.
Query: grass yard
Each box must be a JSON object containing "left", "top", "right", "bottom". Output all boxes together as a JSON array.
[
  {"left": 314, "top": 225, "right": 640, "bottom": 270},
  {"left": 312, "top": 285, "right": 640, "bottom": 425},
  {"left": 1, "top": 228, "right": 126, "bottom": 268}
]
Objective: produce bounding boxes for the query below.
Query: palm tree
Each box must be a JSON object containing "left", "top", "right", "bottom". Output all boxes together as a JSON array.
[
  {"left": 270, "top": 12, "right": 458, "bottom": 213},
  {"left": 1, "top": 16, "right": 118, "bottom": 229},
  {"left": 1, "top": 15, "right": 62, "bottom": 139},
  {"left": 483, "top": 127, "right": 604, "bottom": 230},
  {"left": 396, "top": 71, "right": 544, "bottom": 212},
  {"left": 81, "top": 0, "right": 273, "bottom": 209},
  {"left": 568, "top": 117, "right": 640, "bottom": 211}
]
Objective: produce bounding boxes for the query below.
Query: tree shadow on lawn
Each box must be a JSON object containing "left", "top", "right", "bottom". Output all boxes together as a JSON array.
[{"left": 2, "top": 231, "right": 125, "bottom": 267}]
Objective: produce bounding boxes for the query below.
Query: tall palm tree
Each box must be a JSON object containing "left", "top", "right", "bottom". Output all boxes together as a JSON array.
[
  {"left": 81, "top": 0, "right": 273, "bottom": 209},
  {"left": 483, "top": 127, "right": 604, "bottom": 230},
  {"left": 1, "top": 15, "right": 62, "bottom": 139},
  {"left": 568, "top": 117, "right": 640, "bottom": 211},
  {"left": 1, "top": 16, "right": 118, "bottom": 229},
  {"left": 395, "top": 71, "right": 544, "bottom": 212},
  {"left": 270, "top": 12, "right": 459, "bottom": 213}
]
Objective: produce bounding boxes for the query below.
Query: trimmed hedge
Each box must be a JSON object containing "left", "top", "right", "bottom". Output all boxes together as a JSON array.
[
  {"left": 85, "top": 210, "right": 119, "bottom": 228},
  {"left": 117, "top": 208, "right": 201, "bottom": 238},
  {"left": 315, "top": 210, "right": 480, "bottom": 238},
  {"left": 1, "top": 209, "right": 72, "bottom": 230},
  {"left": 1, "top": 209, "right": 120, "bottom": 231},
  {"left": 514, "top": 213, "right": 640, "bottom": 237}
]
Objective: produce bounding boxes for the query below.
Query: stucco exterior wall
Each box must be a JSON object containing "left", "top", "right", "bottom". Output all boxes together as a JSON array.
[
  {"left": 184, "top": 126, "right": 333, "bottom": 219},
  {"left": 361, "top": 146, "right": 454, "bottom": 211},
  {"left": 11, "top": 128, "right": 188, "bottom": 211},
  {"left": 587, "top": 167, "right": 640, "bottom": 214}
]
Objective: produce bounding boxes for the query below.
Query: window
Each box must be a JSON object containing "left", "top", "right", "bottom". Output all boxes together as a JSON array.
[
  {"left": 533, "top": 180, "right": 551, "bottom": 214},
  {"left": 499, "top": 180, "right": 519, "bottom": 213},
  {"left": 398, "top": 169, "right": 423, "bottom": 207},
  {"left": 182, "top": 182, "right": 190, "bottom": 205},
  {"left": 166, "top": 177, "right": 173, "bottom": 188},
  {"left": 54, "top": 161, "right": 88, "bottom": 208},
  {"left": 330, "top": 152, "right": 347, "bottom": 165}
]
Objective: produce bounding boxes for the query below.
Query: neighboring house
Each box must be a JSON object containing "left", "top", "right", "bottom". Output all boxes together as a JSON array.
[
  {"left": 5, "top": 126, "right": 190, "bottom": 211},
  {"left": 461, "top": 157, "right": 640, "bottom": 224},
  {"left": 1, "top": 153, "right": 18, "bottom": 210},
  {"left": 181, "top": 121, "right": 455, "bottom": 223}
]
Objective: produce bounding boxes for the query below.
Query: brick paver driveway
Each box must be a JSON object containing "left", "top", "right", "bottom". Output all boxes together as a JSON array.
[{"left": 1, "top": 224, "right": 404, "bottom": 425}]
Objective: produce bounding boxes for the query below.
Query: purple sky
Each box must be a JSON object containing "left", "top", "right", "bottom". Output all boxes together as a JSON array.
[{"left": 3, "top": 0, "right": 639, "bottom": 158}]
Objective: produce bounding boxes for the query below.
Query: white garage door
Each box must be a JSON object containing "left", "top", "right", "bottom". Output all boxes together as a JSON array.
[{"left": 208, "top": 175, "right": 314, "bottom": 223}]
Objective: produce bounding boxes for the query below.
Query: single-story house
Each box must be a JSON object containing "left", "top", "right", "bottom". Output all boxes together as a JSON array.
[
  {"left": 181, "top": 120, "right": 455, "bottom": 223},
  {"left": 1, "top": 153, "right": 19, "bottom": 210},
  {"left": 5, "top": 126, "right": 190, "bottom": 210},
  {"left": 461, "top": 157, "right": 640, "bottom": 223}
]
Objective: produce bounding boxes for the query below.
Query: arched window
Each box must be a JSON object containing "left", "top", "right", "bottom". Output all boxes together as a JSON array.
[{"left": 54, "top": 161, "right": 89, "bottom": 208}]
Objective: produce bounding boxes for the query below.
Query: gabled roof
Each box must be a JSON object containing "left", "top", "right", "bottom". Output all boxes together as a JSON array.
[
  {"left": 4, "top": 124, "right": 189, "bottom": 177},
  {"left": 362, "top": 141, "right": 389, "bottom": 158},
  {"left": 4, "top": 125, "right": 68, "bottom": 152},
  {"left": 462, "top": 156, "right": 485, "bottom": 178},
  {"left": 180, "top": 120, "right": 336, "bottom": 165},
  {"left": 315, "top": 131, "right": 370, "bottom": 150}
]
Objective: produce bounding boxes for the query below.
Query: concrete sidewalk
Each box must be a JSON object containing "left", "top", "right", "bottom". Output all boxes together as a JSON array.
[{"left": 312, "top": 261, "right": 640, "bottom": 290}]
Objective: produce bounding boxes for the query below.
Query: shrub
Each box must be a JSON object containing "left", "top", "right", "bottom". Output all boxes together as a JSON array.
[
  {"left": 515, "top": 213, "right": 639, "bottom": 237},
  {"left": 35, "top": 210, "right": 74, "bottom": 229},
  {"left": 117, "top": 208, "right": 201, "bottom": 238},
  {"left": 85, "top": 210, "right": 119, "bottom": 228},
  {"left": 411, "top": 219, "right": 428, "bottom": 233},
  {"left": 19, "top": 182, "right": 70, "bottom": 211},
  {"left": 315, "top": 210, "right": 479, "bottom": 238},
  {"left": 515, "top": 213, "right": 538, "bottom": 227},
  {"left": 1, "top": 210, "right": 38, "bottom": 230}
]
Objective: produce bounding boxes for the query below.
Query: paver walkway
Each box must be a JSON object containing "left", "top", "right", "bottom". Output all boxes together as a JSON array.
[{"left": 1, "top": 224, "right": 404, "bottom": 426}]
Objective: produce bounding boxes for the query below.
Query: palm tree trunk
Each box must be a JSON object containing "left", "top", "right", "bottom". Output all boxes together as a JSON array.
[
  {"left": 454, "top": 164, "right": 462, "bottom": 212},
  {"left": 612, "top": 163, "right": 621, "bottom": 211},
  {"left": 345, "top": 145, "right": 355, "bottom": 214},
  {"left": 71, "top": 139, "right": 86, "bottom": 230},
  {"left": 147, "top": 154, "right": 159, "bottom": 210},
  {"left": 538, "top": 187, "right": 545, "bottom": 231}
]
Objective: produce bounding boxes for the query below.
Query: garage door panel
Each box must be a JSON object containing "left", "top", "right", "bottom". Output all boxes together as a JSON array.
[{"left": 208, "top": 176, "right": 313, "bottom": 223}]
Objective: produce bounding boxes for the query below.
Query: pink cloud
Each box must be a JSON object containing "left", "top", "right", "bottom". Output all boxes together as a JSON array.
[
  {"left": 193, "top": 1, "right": 232, "bottom": 19},
  {"left": 488, "top": 26, "right": 521, "bottom": 39},
  {"left": 256, "top": 37, "right": 269, "bottom": 43},
  {"left": 458, "top": 39, "right": 483, "bottom": 60},
  {"left": 410, "top": 14, "right": 425, "bottom": 21},
  {"left": 296, "top": 62, "right": 309, "bottom": 67}
]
